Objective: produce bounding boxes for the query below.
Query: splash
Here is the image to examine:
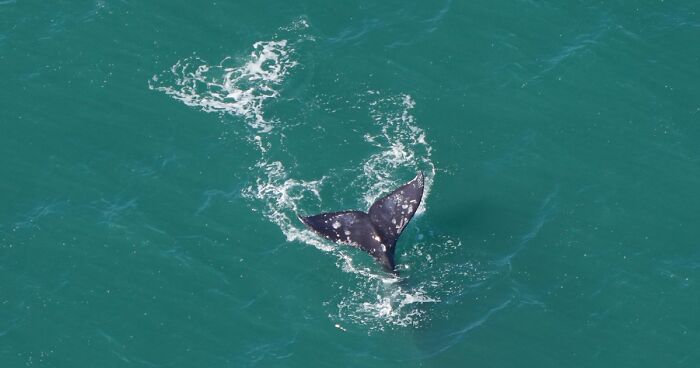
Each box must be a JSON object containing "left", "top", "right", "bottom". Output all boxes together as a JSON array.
[
  {"left": 306, "top": 93, "right": 459, "bottom": 331},
  {"left": 362, "top": 93, "right": 435, "bottom": 215},
  {"left": 336, "top": 282, "right": 438, "bottom": 329},
  {"left": 149, "top": 40, "right": 297, "bottom": 132},
  {"left": 150, "top": 22, "right": 466, "bottom": 331},
  {"left": 330, "top": 231, "right": 491, "bottom": 332},
  {"left": 242, "top": 159, "right": 333, "bottom": 252}
]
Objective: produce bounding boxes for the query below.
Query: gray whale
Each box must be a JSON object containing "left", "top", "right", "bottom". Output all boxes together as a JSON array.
[{"left": 298, "top": 172, "right": 425, "bottom": 273}]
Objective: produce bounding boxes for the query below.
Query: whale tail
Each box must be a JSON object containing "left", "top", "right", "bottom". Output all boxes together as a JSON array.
[{"left": 298, "top": 172, "right": 425, "bottom": 273}]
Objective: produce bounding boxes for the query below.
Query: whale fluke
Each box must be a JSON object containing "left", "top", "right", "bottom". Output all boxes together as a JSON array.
[{"left": 298, "top": 172, "right": 425, "bottom": 273}]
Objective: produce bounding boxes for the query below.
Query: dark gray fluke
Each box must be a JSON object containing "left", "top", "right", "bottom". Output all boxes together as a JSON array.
[{"left": 298, "top": 172, "right": 425, "bottom": 273}]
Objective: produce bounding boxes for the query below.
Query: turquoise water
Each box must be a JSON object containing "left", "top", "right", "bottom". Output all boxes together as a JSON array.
[{"left": 2, "top": 1, "right": 700, "bottom": 366}]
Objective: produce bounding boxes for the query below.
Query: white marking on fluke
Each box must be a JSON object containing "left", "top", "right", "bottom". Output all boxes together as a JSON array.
[{"left": 298, "top": 172, "right": 425, "bottom": 274}]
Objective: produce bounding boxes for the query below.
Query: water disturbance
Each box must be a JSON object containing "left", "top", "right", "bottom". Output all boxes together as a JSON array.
[{"left": 2, "top": 2, "right": 700, "bottom": 367}]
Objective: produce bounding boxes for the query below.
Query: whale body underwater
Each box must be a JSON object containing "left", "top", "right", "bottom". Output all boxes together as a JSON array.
[{"left": 298, "top": 172, "right": 425, "bottom": 274}]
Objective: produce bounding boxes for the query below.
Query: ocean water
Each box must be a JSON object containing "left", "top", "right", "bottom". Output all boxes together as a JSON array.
[{"left": 2, "top": 1, "right": 700, "bottom": 367}]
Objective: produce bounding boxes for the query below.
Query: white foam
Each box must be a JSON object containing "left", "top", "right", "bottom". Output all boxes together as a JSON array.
[
  {"left": 151, "top": 24, "right": 462, "bottom": 330},
  {"left": 149, "top": 40, "right": 297, "bottom": 132},
  {"left": 240, "top": 92, "right": 447, "bottom": 330},
  {"left": 241, "top": 159, "right": 333, "bottom": 252},
  {"left": 361, "top": 94, "right": 436, "bottom": 215},
  {"left": 280, "top": 17, "right": 310, "bottom": 32},
  {"left": 334, "top": 278, "right": 439, "bottom": 330}
]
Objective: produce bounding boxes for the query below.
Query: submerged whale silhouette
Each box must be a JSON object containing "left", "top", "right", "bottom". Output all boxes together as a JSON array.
[{"left": 298, "top": 172, "right": 424, "bottom": 273}]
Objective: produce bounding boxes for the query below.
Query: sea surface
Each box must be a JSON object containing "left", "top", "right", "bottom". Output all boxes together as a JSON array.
[{"left": 2, "top": 1, "right": 700, "bottom": 367}]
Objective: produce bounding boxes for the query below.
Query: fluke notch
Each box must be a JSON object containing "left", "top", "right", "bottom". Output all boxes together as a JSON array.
[{"left": 298, "top": 172, "right": 425, "bottom": 273}]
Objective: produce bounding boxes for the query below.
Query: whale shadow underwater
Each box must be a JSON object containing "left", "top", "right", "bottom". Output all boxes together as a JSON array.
[{"left": 298, "top": 172, "right": 425, "bottom": 275}]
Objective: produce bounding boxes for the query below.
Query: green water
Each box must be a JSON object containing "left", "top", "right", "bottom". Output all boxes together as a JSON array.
[{"left": 2, "top": 1, "right": 700, "bottom": 367}]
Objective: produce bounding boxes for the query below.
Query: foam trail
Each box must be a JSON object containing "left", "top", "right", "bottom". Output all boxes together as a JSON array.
[
  {"left": 151, "top": 22, "right": 471, "bottom": 330},
  {"left": 149, "top": 40, "right": 297, "bottom": 132},
  {"left": 321, "top": 93, "right": 455, "bottom": 331},
  {"left": 243, "top": 159, "right": 333, "bottom": 252},
  {"left": 242, "top": 90, "right": 447, "bottom": 330},
  {"left": 362, "top": 94, "right": 436, "bottom": 215}
]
